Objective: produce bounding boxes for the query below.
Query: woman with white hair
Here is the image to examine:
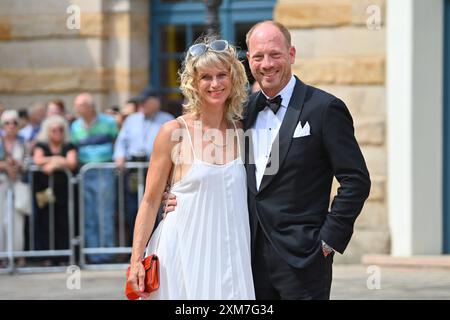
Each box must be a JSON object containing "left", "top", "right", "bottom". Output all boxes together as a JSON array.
[
  {"left": 32, "top": 115, "right": 78, "bottom": 266},
  {"left": 0, "top": 109, "right": 28, "bottom": 268}
]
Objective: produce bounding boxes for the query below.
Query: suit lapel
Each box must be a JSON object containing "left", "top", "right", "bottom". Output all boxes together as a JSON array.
[
  {"left": 244, "top": 93, "right": 261, "bottom": 195},
  {"left": 244, "top": 92, "right": 260, "bottom": 131},
  {"left": 257, "top": 77, "right": 308, "bottom": 194}
]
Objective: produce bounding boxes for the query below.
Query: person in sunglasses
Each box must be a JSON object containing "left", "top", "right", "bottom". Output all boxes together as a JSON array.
[
  {"left": 127, "top": 37, "right": 255, "bottom": 299},
  {"left": 164, "top": 21, "right": 371, "bottom": 300},
  {"left": 0, "top": 110, "right": 29, "bottom": 268}
]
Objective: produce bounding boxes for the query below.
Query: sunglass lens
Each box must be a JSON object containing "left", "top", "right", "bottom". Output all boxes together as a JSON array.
[
  {"left": 210, "top": 40, "right": 228, "bottom": 52},
  {"left": 189, "top": 43, "right": 207, "bottom": 57}
]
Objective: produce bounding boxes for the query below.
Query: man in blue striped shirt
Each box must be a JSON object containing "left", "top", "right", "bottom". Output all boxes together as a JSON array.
[{"left": 72, "top": 93, "right": 118, "bottom": 264}]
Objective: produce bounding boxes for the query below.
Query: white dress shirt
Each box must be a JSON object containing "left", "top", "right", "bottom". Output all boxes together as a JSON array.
[
  {"left": 113, "top": 111, "right": 174, "bottom": 160},
  {"left": 252, "top": 75, "right": 296, "bottom": 190}
]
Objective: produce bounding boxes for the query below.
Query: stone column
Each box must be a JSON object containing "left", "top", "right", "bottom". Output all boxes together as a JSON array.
[
  {"left": 387, "top": 0, "right": 443, "bottom": 256},
  {"left": 104, "top": 0, "right": 149, "bottom": 108}
]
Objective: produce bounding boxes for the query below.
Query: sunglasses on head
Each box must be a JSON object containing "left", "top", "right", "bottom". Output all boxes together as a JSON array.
[{"left": 188, "top": 40, "right": 229, "bottom": 58}]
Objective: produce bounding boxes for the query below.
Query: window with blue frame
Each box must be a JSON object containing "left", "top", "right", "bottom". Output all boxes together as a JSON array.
[{"left": 150, "top": 0, "right": 275, "bottom": 116}]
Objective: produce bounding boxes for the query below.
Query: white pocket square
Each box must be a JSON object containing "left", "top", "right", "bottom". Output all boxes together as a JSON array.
[{"left": 293, "top": 121, "right": 311, "bottom": 138}]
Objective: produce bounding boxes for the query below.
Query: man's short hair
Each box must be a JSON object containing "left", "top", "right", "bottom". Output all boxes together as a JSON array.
[
  {"left": 137, "top": 87, "right": 161, "bottom": 103},
  {"left": 246, "top": 20, "right": 292, "bottom": 49}
]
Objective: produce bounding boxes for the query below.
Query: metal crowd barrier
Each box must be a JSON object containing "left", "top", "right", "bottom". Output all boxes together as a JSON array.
[
  {"left": 78, "top": 162, "right": 148, "bottom": 270},
  {"left": 0, "top": 181, "right": 15, "bottom": 274},
  {"left": 0, "top": 162, "right": 149, "bottom": 274},
  {"left": 0, "top": 165, "right": 76, "bottom": 274}
]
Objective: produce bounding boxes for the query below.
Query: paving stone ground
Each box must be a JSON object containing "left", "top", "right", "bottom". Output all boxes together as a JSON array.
[{"left": 0, "top": 264, "right": 449, "bottom": 300}]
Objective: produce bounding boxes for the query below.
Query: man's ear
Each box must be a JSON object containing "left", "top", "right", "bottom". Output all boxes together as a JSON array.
[{"left": 289, "top": 46, "right": 296, "bottom": 64}]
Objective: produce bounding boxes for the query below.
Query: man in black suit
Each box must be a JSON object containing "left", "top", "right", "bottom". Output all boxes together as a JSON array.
[{"left": 244, "top": 20, "right": 371, "bottom": 299}]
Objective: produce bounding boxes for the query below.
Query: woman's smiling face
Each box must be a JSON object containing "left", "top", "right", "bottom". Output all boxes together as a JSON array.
[{"left": 196, "top": 62, "right": 232, "bottom": 110}]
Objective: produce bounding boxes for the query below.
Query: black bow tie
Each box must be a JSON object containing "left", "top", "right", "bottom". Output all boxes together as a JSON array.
[{"left": 256, "top": 94, "right": 283, "bottom": 114}]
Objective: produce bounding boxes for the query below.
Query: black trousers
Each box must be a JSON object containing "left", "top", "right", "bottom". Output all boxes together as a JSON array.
[{"left": 252, "top": 224, "right": 333, "bottom": 300}]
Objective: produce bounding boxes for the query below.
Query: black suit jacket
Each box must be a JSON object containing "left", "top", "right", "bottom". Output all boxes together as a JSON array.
[{"left": 243, "top": 76, "right": 371, "bottom": 269}]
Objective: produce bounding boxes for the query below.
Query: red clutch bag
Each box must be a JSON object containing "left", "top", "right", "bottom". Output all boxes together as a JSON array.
[
  {"left": 125, "top": 146, "right": 178, "bottom": 300},
  {"left": 125, "top": 254, "right": 160, "bottom": 300}
]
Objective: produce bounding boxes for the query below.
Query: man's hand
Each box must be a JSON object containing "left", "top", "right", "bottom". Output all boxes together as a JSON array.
[
  {"left": 322, "top": 241, "right": 334, "bottom": 258},
  {"left": 115, "top": 157, "right": 126, "bottom": 170},
  {"left": 162, "top": 189, "right": 177, "bottom": 214},
  {"left": 322, "top": 248, "right": 331, "bottom": 258}
]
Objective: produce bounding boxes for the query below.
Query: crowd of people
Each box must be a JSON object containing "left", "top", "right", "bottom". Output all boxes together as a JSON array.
[{"left": 0, "top": 90, "right": 176, "bottom": 267}]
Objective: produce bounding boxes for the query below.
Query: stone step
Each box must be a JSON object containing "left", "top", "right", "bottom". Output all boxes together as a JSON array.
[{"left": 362, "top": 254, "right": 450, "bottom": 269}]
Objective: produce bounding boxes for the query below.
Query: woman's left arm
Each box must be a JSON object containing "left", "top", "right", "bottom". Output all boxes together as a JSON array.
[{"left": 64, "top": 149, "right": 78, "bottom": 171}]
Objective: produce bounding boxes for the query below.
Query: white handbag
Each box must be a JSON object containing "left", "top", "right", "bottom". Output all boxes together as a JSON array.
[{"left": 14, "top": 181, "right": 32, "bottom": 216}]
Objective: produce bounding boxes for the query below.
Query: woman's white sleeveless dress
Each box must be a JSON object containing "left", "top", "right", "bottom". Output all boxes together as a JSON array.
[{"left": 145, "top": 118, "right": 255, "bottom": 300}]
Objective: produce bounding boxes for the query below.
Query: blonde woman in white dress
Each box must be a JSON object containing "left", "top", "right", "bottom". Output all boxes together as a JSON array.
[{"left": 127, "top": 37, "right": 255, "bottom": 299}]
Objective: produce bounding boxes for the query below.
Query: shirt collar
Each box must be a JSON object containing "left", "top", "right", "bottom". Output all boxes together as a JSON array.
[
  {"left": 81, "top": 114, "right": 98, "bottom": 129},
  {"left": 260, "top": 75, "right": 296, "bottom": 110},
  {"left": 143, "top": 111, "right": 157, "bottom": 121}
]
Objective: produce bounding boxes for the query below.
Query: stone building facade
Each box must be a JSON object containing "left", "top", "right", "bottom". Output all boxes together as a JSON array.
[{"left": 0, "top": 0, "right": 149, "bottom": 111}]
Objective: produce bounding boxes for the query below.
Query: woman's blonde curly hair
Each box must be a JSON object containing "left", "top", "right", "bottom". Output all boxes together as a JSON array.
[{"left": 179, "top": 35, "right": 249, "bottom": 121}]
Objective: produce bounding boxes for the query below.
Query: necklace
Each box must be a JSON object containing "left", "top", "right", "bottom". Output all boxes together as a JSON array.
[
  {"left": 204, "top": 129, "right": 229, "bottom": 147},
  {"left": 201, "top": 120, "right": 231, "bottom": 147}
]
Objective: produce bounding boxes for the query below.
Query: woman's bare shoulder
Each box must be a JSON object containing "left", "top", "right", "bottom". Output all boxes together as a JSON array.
[
  {"left": 148, "top": 119, "right": 182, "bottom": 153},
  {"left": 157, "top": 118, "right": 184, "bottom": 138}
]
